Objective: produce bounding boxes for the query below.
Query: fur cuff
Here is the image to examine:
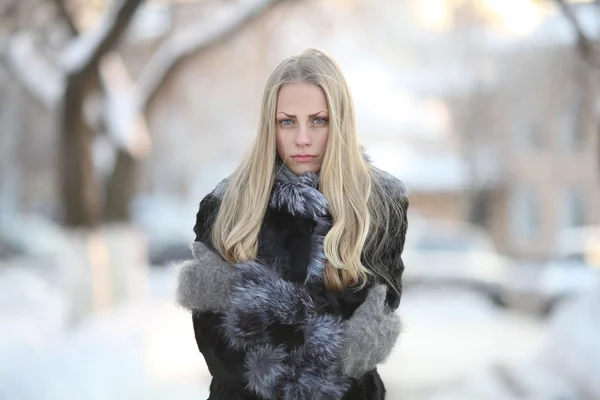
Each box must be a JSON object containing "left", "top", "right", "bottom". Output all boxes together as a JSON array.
[
  {"left": 279, "top": 314, "right": 349, "bottom": 399},
  {"left": 241, "top": 315, "right": 350, "bottom": 400},
  {"left": 222, "top": 261, "right": 315, "bottom": 350},
  {"left": 339, "top": 284, "right": 402, "bottom": 377},
  {"left": 221, "top": 260, "right": 350, "bottom": 399},
  {"left": 175, "top": 241, "right": 236, "bottom": 313}
]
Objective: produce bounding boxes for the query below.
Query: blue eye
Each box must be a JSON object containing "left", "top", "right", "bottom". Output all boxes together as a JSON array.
[
  {"left": 278, "top": 119, "right": 294, "bottom": 126},
  {"left": 314, "top": 117, "right": 328, "bottom": 125}
]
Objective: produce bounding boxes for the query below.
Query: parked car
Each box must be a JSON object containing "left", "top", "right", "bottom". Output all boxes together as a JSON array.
[
  {"left": 537, "top": 225, "right": 600, "bottom": 314},
  {"left": 504, "top": 225, "right": 600, "bottom": 317},
  {"left": 131, "top": 195, "right": 196, "bottom": 266},
  {"left": 402, "top": 218, "right": 514, "bottom": 306}
]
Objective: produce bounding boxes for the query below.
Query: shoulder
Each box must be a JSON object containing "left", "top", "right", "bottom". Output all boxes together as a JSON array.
[
  {"left": 193, "top": 176, "right": 231, "bottom": 244},
  {"left": 370, "top": 166, "right": 409, "bottom": 220},
  {"left": 371, "top": 166, "right": 408, "bottom": 202},
  {"left": 363, "top": 167, "right": 409, "bottom": 305},
  {"left": 197, "top": 176, "right": 230, "bottom": 214}
]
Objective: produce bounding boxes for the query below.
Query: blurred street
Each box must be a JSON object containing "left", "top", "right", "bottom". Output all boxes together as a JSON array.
[
  {"left": 2, "top": 0, "right": 600, "bottom": 398},
  {"left": 1, "top": 265, "right": 549, "bottom": 400}
]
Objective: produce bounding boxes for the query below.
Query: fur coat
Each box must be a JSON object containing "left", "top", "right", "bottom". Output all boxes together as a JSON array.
[{"left": 176, "top": 162, "right": 408, "bottom": 400}]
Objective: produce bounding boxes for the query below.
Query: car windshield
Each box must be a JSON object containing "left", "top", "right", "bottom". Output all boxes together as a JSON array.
[
  {"left": 405, "top": 220, "right": 495, "bottom": 253},
  {"left": 414, "top": 235, "right": 475, "bottom": 251}
]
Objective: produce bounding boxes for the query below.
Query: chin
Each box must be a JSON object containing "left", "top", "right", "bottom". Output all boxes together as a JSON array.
[{"left": 290, "top": 163, "right": 321, "bottom": 175}]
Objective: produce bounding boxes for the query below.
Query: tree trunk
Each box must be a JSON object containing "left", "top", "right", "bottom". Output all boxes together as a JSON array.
[
  {"left": 468, "top": 189, "right": 490, "bottom": 227},
  {"left": 101, "top": 0, "right": 289, "bottom": 224},
  {"left": 60, "top": 72, "right": 102, "bottom": 227},
  {"left": 104, "top": 149, "right": 136, "bottom": 222},
  {"left": 0, "top": 69, "right": 21, "bottom": 223},
  {"left": 58, "top": 0, "right": 145, "bottom": 227}
]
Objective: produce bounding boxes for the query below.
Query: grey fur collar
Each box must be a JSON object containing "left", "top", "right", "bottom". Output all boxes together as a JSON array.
[
  {"left": 270, "top": 160, "right": 328, "bottom": 221},
  {"left": 269, "top": 159, "right": 331, "bottom": 283},
  {"left": 274, "top": 158, "right": 320, "bottom": 185}
]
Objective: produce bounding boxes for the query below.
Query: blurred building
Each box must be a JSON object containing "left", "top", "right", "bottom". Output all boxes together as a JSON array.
[
  {"left": 435, "top": 2, "right": 600, "bottom": 261},
  {"left": 476, "top": 47, "right": 599, "bottom": 261},
  {"left": 3, "top": 0, "right": 600, "bottom": 262}
]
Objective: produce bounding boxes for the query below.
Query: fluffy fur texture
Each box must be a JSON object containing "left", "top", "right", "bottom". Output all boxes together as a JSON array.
[
  {"left": 176, "top": 241, "right": 236, "bottom": 313},
  {"left": 179, "top": 160, "right": 405, "bottom": 399},
  {"left": 339, "top": 285, "right": 402, "bottom": 377},
  {"left": 281, "top": 313, "right": 349, "bottom": 399},
  {"left": 271, "top": 165, "right": 332, "bottom": 283},
  {"left": 240, "top": 314, "right": 350, "bottom": 400},
  {"left": 244, "top": 344, "right": 288, "bottom": 399},
  {"left": 221, "top": 261, "right": 315, "bottom": 351},
  {"left": 269, "top": 179, "right": 329, "bottom": 220},
  {"left": 220, "top": 249, "right": 351, "bottom": 398},
  {"left": 305, "top": 211, "right": 331, "bottom": 283},
  {"left": 218, "top": 166, "right": 400, "bottom": 399}
]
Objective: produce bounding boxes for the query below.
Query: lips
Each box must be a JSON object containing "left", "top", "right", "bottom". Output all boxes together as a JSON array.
[{"left": 293, "top": 155, "right": 316, "bottom": 162}]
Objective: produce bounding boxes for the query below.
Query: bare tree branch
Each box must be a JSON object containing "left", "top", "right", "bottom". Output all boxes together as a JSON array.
[
  {"left": 0, "top": 0, "right": 17, "bottom": 20},
  {"left": 555, "top": 0, "right": 590, "bottom": 44},
  {"left": 555, "top": 0, "right": 600, "bottom": 69},
  {"left": 52, "top": 0, "right": 79, "bottom": 36},
  {"left": 137, "top": 0, "right": 288, "bottom": 109}
]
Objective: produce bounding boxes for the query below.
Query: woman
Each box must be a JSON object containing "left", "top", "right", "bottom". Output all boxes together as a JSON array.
[{"left": 177, "top": 48, "right": 408, "bottom": 400}]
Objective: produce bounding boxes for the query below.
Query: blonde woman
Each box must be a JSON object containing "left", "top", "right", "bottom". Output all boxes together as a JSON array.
[{"left": 177, "top": 48, "right": 408, "bottom": 400}]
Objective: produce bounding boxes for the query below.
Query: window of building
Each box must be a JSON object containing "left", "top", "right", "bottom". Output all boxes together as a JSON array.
[
  {"left": 561, "top": 186, "right": 586, "bottom": 229},
  {"left": 561, "top": 90, "right": 585, "bottom": 150},
  {"left": 510, "top": 185, "right": 541, "bottom": 240},
  {"left": 514, "top": 113, "right": 543, "bottom": 151}
]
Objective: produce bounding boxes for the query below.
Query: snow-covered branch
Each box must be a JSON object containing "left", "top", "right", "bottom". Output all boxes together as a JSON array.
[
  {"left": 59, "top": 0, "right": 145, "bottom": 76},
  {"left": 4, "top": 0, "right": 287, "bottom": 159},
  {"left": 5, "top": 33, "right": 64, "bottom": 109},
  {"left": 555, "top": 0, "right": 600, "bottom": 69},
  {"left": 51, "top": 0, "right": 78, "bottom": 36},
  {"left": 101, "top": 0, "right": 287, "bottom": 155},
  {"left": 4, "top": 0, "right": 145, "bottom": 109},
  {"left": 100, "top": 53, "right": 151, "bottom": 160},
  {"left": 137, "top": 0, "right": 287, "bottom": 109}
]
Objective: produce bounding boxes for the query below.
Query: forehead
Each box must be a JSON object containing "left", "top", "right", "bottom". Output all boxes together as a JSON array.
[{"left": 276, "top": 82, "right": 328, "bottom": 111}]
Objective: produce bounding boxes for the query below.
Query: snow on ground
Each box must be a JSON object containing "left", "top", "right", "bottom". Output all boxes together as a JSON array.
[
  {"left": 1, "top": 267, "right": 552, "bottom": 400},
  {"left": 0, "top": 266, "right": 209, "bottom": 400},
  {"left": 537, "top": 287, "right": 600, "bottom": 399},
  {"left": 380, "top": 288, "right": 548, "bottom": 399}
]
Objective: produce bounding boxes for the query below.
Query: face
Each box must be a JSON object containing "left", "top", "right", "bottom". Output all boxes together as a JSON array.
[{"left": 275, "top": 81, "right": 329, "bottom": 174}]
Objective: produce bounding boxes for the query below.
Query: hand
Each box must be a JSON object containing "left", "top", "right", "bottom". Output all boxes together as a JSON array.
[
  {"left": 176, "top": 241, "right": 236, "bottom": 313},
  {"left": 339, "top": 284, "right": 402, "bottom": 377}
]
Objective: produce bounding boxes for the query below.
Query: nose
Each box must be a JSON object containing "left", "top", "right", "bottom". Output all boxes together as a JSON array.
[{"left": 295, "top": 125, "right": 311, "bottom": 147}]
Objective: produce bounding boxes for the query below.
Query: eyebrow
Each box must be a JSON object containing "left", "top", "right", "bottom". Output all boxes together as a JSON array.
[{"left": 276, "top": 111, "right": 328, "bottom": 118}]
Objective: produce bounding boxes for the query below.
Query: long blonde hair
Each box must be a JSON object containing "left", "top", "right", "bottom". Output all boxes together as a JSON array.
[{"left": 212, "top": 48, "right": 405, "bottom": 291}]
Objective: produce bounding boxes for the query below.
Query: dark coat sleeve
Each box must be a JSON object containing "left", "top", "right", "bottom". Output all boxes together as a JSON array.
[
  {"left": 190, "top": 192, "right": 258, "bottom": 397},
  {"left": 364, "top": 172, "right": 409, "bottom": 312},
  {"left": 307, "top": 188, "right": 407, "bottom": 378},
  {"left": 319, "top": 175, "right": 409, "bottom": 318}
]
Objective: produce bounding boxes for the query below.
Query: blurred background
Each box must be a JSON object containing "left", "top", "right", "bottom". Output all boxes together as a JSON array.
[{"left": 1, "top": 0, "right": 600, "bottom": 398}]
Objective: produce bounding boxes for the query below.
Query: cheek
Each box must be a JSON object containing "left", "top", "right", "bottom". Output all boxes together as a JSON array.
[
  {"left": 275, "top": 131, "right": 287, "bottom": 157},
  {"left": 318, "top": 130, "right": 329, "bottom": 152}
]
